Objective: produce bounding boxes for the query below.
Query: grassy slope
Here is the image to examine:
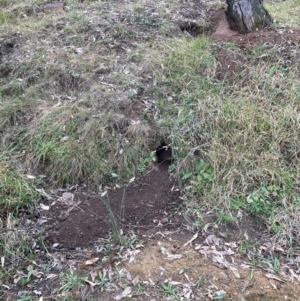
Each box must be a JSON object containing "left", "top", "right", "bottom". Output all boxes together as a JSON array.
[
  {"left": 1, "top": 0, "right": 299, "bottom": 243},
  {"left": 0, "top": 0, "right": 300, "bottom": 298}
]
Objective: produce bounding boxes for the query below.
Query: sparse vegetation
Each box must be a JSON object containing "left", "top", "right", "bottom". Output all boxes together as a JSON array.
[{"left": 1, "top": 0, "right": 300, "bottom": 299}]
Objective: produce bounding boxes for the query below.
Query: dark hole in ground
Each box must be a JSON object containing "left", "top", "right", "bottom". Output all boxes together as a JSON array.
[
  {"left": 0, "top": 41, "right": 15, "bottom": 57},
  {"left": 156, "top": 144, "right": 174, "bottom": 165},
  {"left": 178, "top": 21, "right": 213, "bottom": 37},
  {"left": 46, "top": 162, "right": 181, "bottom": 248}
]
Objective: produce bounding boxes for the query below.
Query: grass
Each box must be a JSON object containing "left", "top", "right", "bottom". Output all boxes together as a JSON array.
[
  {"left": 151, "top": 34, "right": 300, "bottom": 248},
  {"left": 265, "top": 0, "right": 300, "bottom": 29},
  {"left": 0, "top": 213, "right": 37, "bottom": 284},
  {"left": 0, "top": 0, "right": 299, "bottom": 245},
  {"left": 59, "top": 268, "right": 88, "bottom": 292},
  {"left": 160, "top": 282, "right": 179, "bottom": 299},
  {"left": 1, "top": 0, "right": 300, "bottom": 299},
  {"left": 0, "top": 161, "right": 39, "bottom": 212}
]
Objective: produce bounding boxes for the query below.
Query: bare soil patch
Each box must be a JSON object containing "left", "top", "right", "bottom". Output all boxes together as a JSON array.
[
  {"left": 210, "top": 7, "right": 300, "bottom": 83},
  {"left": 211, "top": 7, "right": 300, "bottom": 47},
  {"left": 125, "top": 235, "right": 300, "bottom": 301},
  {"left": 215, "top": 48, "right": 247, "bottom": 82},
  {"left": 47, "top": 163, "right": 181, "bottom": 248}
]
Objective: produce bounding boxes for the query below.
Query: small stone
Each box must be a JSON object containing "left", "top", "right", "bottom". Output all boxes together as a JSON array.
[{"left": 161, "top": 217, "right": 168, "bottom": 225}]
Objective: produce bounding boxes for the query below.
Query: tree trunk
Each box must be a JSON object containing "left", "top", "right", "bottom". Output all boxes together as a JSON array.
[{"left": 226, "top": 0, "right": 273, "bottom": 33}]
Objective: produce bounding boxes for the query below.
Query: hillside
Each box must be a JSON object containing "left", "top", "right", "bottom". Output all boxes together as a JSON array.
[{"left": 1, "top": 0, "right": 300, "bottom": 300}]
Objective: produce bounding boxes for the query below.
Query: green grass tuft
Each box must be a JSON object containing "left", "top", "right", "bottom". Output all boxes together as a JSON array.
[
  {"left": 0, "top": 163, "right": 39, "bottom": 213},
  {"left": 265, "top": 0, "right": 300, "bottom": 29}
]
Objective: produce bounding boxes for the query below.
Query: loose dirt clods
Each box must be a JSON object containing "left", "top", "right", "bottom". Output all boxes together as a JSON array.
[
  {"left": 1, "top": 0, "right": 300, "bottom": 300},
  {"left": 47, "top": 163, "right": 180, "bottom": 248}
]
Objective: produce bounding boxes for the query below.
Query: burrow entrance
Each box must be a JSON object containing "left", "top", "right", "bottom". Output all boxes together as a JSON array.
[{"left": 46, "top": 145, "right": 180, "bottom": 248}]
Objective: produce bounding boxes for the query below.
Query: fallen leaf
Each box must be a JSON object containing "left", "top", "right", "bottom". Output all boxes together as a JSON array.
[
  {"left": 183, "top": 232, "right": 198, "bottom": 247},
  {"left": 126, "top": 272, "right": 132, "bottom": 281},
  {"left": 169, "top": 281, "right": 182, "bottom": 285},
  {"left": 289, "top": 268, "right": 300, "bottom": 282},
  {"left": 148, "top": 278, "right": 155, "bottom": 286},
  {"left": 265, "top": 273, "right": 286, "bottom": 282},
  {"left": 45, "top": 274, "right": 57, "bottom": 280},
  {"left": 229, "top": 266, "right": 240, "bottom": 278},
  {"left": 26, "top": 174, "right": 36, "bottom": 179},
  {"left": 84, "top": 258, "right": 99, "bottom": 265},
  {"left": 114, "top": 287, "right": 132, "bottom": 300},
  {"left": 213, "top": 254, "right": 229, "bottom": 268},
  {"left": 203, "top": 223, "right": 213, "bottom": 232},
  {"left": 204, "top": 235, "right": 221, "bottom": 247},
  {"left": 132, "top": 275, "right": 139, "bottom": 286},
  {"left": 32, "top": 270, "right": 44, "bottom": 278},
  {"left": 40, "top": 203, "right": 50, "bottom": 211},
  {"left": 60, "top": 136, "right": 69, "bottom": 142},
  {"left": 90, "top": 270, "right": 97, "bottom": 282},
  {"left": 214, "top": 291, "right": 226, "bottom": 300},
  {"left": 269, "top": 280, "right": 277, "bottom": 289},
  {"left": 75, "top": 48, "right": 84, "bottom": 54},
  {"left": 36, "top": 188, "right": 53, "bottom": 200},
  {"left": 85, "top": 280, "right": 98, "bottom": 288},
  {"left": 161, "top": 247, "right": 183, "bottom": 260}
]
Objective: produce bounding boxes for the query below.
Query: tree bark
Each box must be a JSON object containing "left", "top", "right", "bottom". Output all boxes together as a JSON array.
[{"left": 226, "top": 0, "right": 273, "bottom": 33}]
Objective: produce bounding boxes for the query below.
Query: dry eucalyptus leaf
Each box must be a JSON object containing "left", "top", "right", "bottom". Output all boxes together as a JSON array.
[
  {"left": 40, "top": 203, "right": 50, "bottom": 211},
  {"left": 213, "top": 254, "right": 229, "bottom": 268},
  {"left": 132, "top": 275, "right": 139, "bottom": 286},
  {"left": 36, "top": 188, "right": 53, "bottom": 200},
  {"left": 126, "top": 272, "right": 132, "bottom": 281},
  {"left": 204, "top": 235, "right": 221, "bottom": 246},
  {"left": 265, "top": 273, "right": 286, "bottom": 282},
  {"left": 46, "top": 274, "right": 57, "bottom": 280},
  {"left": 85, "top": 280, "right": 98, "bottom": 288},
  {"left": 90, "top": 270, "right": 97, "bottom": 282},
  {"left": 161, "top": 247, "right": 183, "bottom": 260},
  {"left": 229, "top": 266, "right": 240, "bottom": 278},
  {"left": 26, "top": 174, "right": 36, "bottom": 179},
  {"left": 84, "top": 258, "right": 99, "bottom": 265},
  {"left": 169, "top": 281, "right": 182, "bottom": 285},
  {"left": 183, "top": 232, "right": 198, "bottom": 247},
  {"left": 114, "top": 287, "right": 132, "bottom": 300},
  {"left": 101, "top": 190, "right": 107, "bottom": 197}
]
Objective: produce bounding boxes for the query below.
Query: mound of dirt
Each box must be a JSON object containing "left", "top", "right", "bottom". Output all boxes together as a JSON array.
[
  {"left": 46, "top": 163, "right": 181, "bottom": 248},
  {"left": 210, "top": 7, "right": 300, "bottom": 47},
  {"left": 210, "top": 8, "right": 300, "bottom": 83}
]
